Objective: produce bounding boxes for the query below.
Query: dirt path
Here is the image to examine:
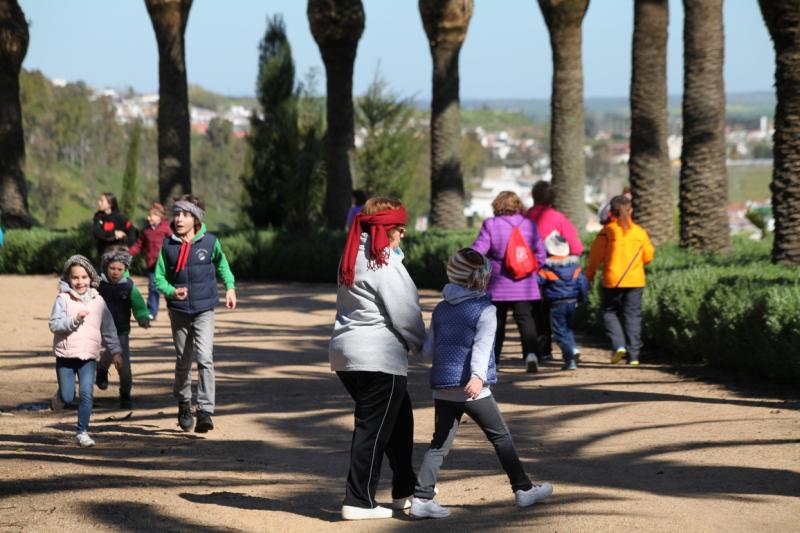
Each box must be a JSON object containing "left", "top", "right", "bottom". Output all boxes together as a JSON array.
[{"left": 0, "top": 275, "right": 798, "bottom": 532}]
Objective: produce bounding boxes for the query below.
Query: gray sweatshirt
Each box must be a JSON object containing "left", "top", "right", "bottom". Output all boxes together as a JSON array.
[
  {"left": 422, "top": 283, "right": 496, "bottom": 402},
  {"left": 329, "top": 234, "right": 426, "bottom": 377},
  {"left": 49, "top": 280, "right": 122, "bottom": 354}
]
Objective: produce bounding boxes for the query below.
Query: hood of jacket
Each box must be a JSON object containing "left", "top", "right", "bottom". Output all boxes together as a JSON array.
[{"left": 442, "top": 282, "right": 487, "bottom": 305}]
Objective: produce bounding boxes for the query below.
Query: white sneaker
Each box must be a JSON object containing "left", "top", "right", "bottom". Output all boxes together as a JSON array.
[
  {"left": 515, "top": 482, "right": 553, "bottom": 508},
  {"left": 76, "top": 432, "right": 95, "bottom": 448},
  {"left": 393, "top": 486, "right": 438, "bottom": 510},
  {"left": 51, "top": 391, "right": 65, "bottom": 411},
  {"left": 341, "top": 505, "right": 393, "bottom": 520},
  {"left": 525, "top": 353, "right": 539, "bottom": 373},
  {"left": 410, "top": 497, "right": 450, "bottom": 519}
]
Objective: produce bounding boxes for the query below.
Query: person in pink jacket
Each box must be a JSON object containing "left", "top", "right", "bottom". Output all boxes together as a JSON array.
[
  {"left": 526, "top": 181, "right": 584, "bottom": 362},
  {"left": 49, "top": 255, "right": 121, "bottom": 448}
]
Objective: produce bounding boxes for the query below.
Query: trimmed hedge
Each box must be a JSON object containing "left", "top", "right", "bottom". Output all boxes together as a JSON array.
[{"left": 2, "top": 227, "right": 798, "bottom": 383}]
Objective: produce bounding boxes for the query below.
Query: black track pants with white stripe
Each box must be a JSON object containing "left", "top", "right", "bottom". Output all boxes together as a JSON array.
[{"left": 337, "top": 371, "right": 416, "bottom": 509}]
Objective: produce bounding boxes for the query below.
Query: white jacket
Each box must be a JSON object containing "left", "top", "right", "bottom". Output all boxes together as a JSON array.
[{"left": 329, "top": 234, "right": 425, "bottom": 376}]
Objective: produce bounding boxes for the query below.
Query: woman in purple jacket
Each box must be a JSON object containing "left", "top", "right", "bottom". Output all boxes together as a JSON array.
[{"left": 472, "top": 191, "right": 547, "bottom": 373}]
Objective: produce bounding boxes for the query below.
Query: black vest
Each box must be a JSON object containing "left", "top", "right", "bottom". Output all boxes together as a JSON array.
[
  {"left": 162, "top": 233, "right": 219, "bottom": 314},
  {"left": 99, "top": 278, "right": 133, "bottom": 334}
]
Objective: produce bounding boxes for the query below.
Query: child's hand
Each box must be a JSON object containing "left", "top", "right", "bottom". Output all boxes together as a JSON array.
[
  {"left": 139, "top": 320, "right": 151, "bottom": 329},
  {"left": 463, "top": 376, "right": 484, "bottom": 399},
  {"left": 174, "top": 287, "right": 188, "bottom": 300},
  {"left": 76, "top": 310, "right": 89, "bottom": 323},
  {"left": 112, "top": 353, "right": 123, "bottom": 370},
  {"left": 226, "top": 289, "right": 237, "bottom": 310}
]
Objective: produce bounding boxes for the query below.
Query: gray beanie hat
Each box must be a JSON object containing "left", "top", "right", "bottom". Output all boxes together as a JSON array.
[
  {"left": 62, "top": 254, "right": 101, "bottom": 288},
  {"left": 101, "top": 249, "right": 133, "bottom": 272}
]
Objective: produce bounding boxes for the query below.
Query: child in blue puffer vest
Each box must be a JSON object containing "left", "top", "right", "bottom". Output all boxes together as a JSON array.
[
  {"left": 537, "top": 232, "right": 589, "bottom": 371},
  {"left": 409, "top": 248, "right": 553, "bottom": 519}
]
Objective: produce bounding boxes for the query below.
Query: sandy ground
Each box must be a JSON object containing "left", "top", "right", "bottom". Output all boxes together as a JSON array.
[{"left": 0, "top": 275, "right": 798, "bottom": 533}]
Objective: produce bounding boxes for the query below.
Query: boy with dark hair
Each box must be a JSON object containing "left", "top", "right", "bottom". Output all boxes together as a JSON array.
[{"left": 155, "top": 195, "right": 237, "bottom": 433}]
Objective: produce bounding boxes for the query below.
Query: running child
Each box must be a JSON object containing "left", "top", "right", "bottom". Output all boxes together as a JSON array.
[
  {"left": 537, "top": 232, "right": 589, "bottom": 370},
  {"left": 96, "top": 249, "right": 151, "bottom": 409},
  {"left": 49, "top": 255, "right": 121, "bottom": 447},
  {"left": 410, "top": 248, "right": 553, "bottom": 519},
  {"left": 154, "top": 195, "right": 236, "bottom": 433}
]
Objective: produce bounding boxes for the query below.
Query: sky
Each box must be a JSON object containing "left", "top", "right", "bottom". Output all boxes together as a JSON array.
[{"left": 21, "top": 0, "right": 773, "bottom": 100}]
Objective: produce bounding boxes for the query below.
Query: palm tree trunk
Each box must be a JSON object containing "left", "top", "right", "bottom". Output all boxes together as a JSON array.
[
  {"left": 758, "top": 0, "right": 800, "bottom": 266},
  {"left": 420, "top": 0, "right": 472, "bottom": 230},
  {"left": 629, "top": 0, "right": 672, "bottom": 245},
  {"left": 145, "top": 0, "right": 193, "bottom": 205},
  {"left": 0, "top": 0, "right": 33, "bottom": 228},
  {"left": 538, "top": 0, "right": 590, "bottom": 232},
  {"left": 308, "top": 0, "right": 364, "bottom": 228},
  {"left": 679, "top": 0, "right": 729, "bottom": 252}
]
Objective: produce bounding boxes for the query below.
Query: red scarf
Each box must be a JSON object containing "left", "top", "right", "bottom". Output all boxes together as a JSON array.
[{"left": 339, "top": 207, "right": 407, "bottom": 287}]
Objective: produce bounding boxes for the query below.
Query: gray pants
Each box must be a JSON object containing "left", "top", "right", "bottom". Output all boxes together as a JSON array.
[
  {"left": 414, "top": 396, "right": 532, "bottom": 499},
  {"left": 601, "top": 287, "right": 644, "bottom": 360},
  {"left": 100, "top": 333, "right": 132, "bottom": 397},
  {"left": 169, "top": 309, "right": 216, "bottom": 413}
]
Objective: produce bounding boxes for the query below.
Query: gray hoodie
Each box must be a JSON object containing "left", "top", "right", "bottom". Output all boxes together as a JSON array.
[
  {"left": 422, "top": 283, "right": 496, "bottom": 402},
  {"left": 329, "top": 234, "right": 425, "bottom": 376},
  {"left": 49, "top": 280, "right": 122, "bottom": 354}
]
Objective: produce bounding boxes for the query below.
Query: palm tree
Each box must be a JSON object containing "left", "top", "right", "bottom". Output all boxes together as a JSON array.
[
  {"left": 419, "top": 0, "right": 473, "bottom": 230},
  {"left": 538, "top": 0, "right": 590, "bottom": 232},
  {"left": 307, "top": 0, "right": 365, "bottom": 228},
  {"left": 679, "top": 0, "right": 729, "bottom": 252},
  {"left": 0, "top": 0, "right": 33, "bottom": 228},
  {"left": 145, "top": 0, "right": 193, "bottom": 205},
  {"left": 758, "top": 0, "right": 800, "bottom": 266},
  {"left": 629, "top": 0, "right": 672, "bottom": 245}
]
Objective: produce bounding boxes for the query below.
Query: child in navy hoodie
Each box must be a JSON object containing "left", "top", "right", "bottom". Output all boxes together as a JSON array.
[
  {"left": 409, "top": 248, "right": 552, "bottom": 519},
  {"left": 537, "top": 232, "right": 589, "bottom": 370}
]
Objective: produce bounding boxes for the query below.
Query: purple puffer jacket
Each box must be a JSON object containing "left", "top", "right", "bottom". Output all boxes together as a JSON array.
[{"left": 471, "top": 214, "right": 547, "bottom": 302}]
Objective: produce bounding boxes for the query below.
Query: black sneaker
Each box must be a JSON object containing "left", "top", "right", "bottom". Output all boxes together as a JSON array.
[
  {"left": 96, "top": 368, "right": 109, "bottom": 390},
  {"left": 120, "top": 394, "right": 133, "bottom": 410},
  {"left": 195, "top": 410, "right": 214, "bottom": 433},
  {"left": 178, "top": 403, "right": 194, "bottom": 432}
]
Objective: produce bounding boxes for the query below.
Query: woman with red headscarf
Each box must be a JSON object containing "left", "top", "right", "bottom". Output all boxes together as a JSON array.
[{"left": 330, "top": 197, "right": 426, "bottom": 521}]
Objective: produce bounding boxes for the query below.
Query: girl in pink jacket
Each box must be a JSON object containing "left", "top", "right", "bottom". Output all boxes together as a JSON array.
[{"left": 49, "top": 255, "right": 121, "bottom": 448}]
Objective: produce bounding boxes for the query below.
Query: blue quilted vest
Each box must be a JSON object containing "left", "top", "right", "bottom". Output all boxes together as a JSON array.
[
  {"left": 430, "top": 294, "right": 497, "bottom": 389},
  {"left": 162, "top": 233, "right": 219, "bottom": 314}
]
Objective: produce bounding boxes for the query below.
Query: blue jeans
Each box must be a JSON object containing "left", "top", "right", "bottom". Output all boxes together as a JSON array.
[
  {"left": 550, "top": 300, "right": 577, "bottom": 362},
  {"left": 56, "top": 358, "right": 96, "bottom": 433},
  {"left": 148, "top": 270, "right": 160, "bottom": 318}
]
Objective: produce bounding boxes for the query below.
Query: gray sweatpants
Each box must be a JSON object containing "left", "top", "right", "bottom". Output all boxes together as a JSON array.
[
  {"left": 100, "top": 333, "right": 132, "bottom": 397},
  {"left": 169, "top": 309, "right": 216, "bottom": 413},
  {"left": 414, "top": 396, "right": 533, "bottom": 499},
  {"left": 601, "top": 287, "right": 644, "bottom": 360}
]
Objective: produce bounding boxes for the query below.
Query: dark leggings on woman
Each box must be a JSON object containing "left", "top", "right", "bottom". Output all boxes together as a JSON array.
[{"left": 494, "top": 300, "right": 541, "bottom": 366}]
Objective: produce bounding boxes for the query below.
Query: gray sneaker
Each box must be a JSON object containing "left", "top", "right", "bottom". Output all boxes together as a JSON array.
[
  {"left": 76, "top": 432, "right": 95, "bottom": 448},
  {"left": 515, "top": 482, "right": 553, "bottom": 508},
  {"left": 525, "top": 353, "right": 539, "bottom": 373},
  {"left": 410, "top": 497, "right": 450, "bottom": 519}
]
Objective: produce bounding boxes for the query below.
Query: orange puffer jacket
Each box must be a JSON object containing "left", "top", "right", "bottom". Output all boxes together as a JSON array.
[{"left": 586, "top": 220, "right": 654, "bottom": 288}]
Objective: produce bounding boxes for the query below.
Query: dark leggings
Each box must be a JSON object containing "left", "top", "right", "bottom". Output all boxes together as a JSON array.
[{"left": 494, "top": 300, "right": 541, "bottom": 366}]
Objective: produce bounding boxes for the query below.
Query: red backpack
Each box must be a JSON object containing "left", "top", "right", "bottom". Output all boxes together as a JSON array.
[{"left": 504, "top": 219, "right": 537, "bottom": 280}]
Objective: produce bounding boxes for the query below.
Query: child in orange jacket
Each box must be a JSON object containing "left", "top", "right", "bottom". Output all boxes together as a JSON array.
[{"left": 586, "top": 195, "right": 654, "bottom": 365}]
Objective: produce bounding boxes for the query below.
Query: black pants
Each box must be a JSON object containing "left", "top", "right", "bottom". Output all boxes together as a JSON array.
[
  {"left": 494, "top": 301, "right": 541, "bottom": 366},
  {"left": 535, "top": 299, "right": 553, "bottom": 357},
  {"left": 414, "top": 397, "right": 532, "bottom": 499},
  {"left": 337, "top": 371, "right": 416, "bottom": 509},
  {"left": 601, "top": 287, "right": 644, "bottom": 360}
]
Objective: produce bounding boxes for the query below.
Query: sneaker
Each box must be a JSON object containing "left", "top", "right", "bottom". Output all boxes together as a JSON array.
[
  {"left": 611, "top": 347, "right": 627, "bottom": 364},
  {"left": 628, "top": 359, "right": 640, "bottom": 366},
  {"left": 394, "top": 486, "right": 438, "bottom": 510},
  {"left": 573, "top": 348, "right": 581, "bottom": 363},
  {"left": 525, "top": 353, "right": 539, "bottom": 373},
  {"left": 195, "top": 410, "right": 214, "bottom": 433},
  {"left": 515, "top": 482, "right": 553, "bottom": 508},
  {"left": 561, "top": 360, "right": 577, "bottom": 371},
  {"left": 177, "top": 403, "right": 194, "bottom": 432},
  {"left": 76, "top": 432, "right": 95, "bottom": 448},
  {"left": 51, "top": 391, "right": 65, "bottom": 411},
  {"left": 95, "top": 367, "right": 109, "bottom": 390},
  {"left": 341, "top": 505, "right": 393, "bottom": 520},
  {"left": 410, "top": 497, "right": 450, "bottom": 519},
  {"left": 119, "top": 394, "right": 133, "bottom": 410},
  {"left": 148, "top": 314, "right": 155, "bottom": 321}
]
